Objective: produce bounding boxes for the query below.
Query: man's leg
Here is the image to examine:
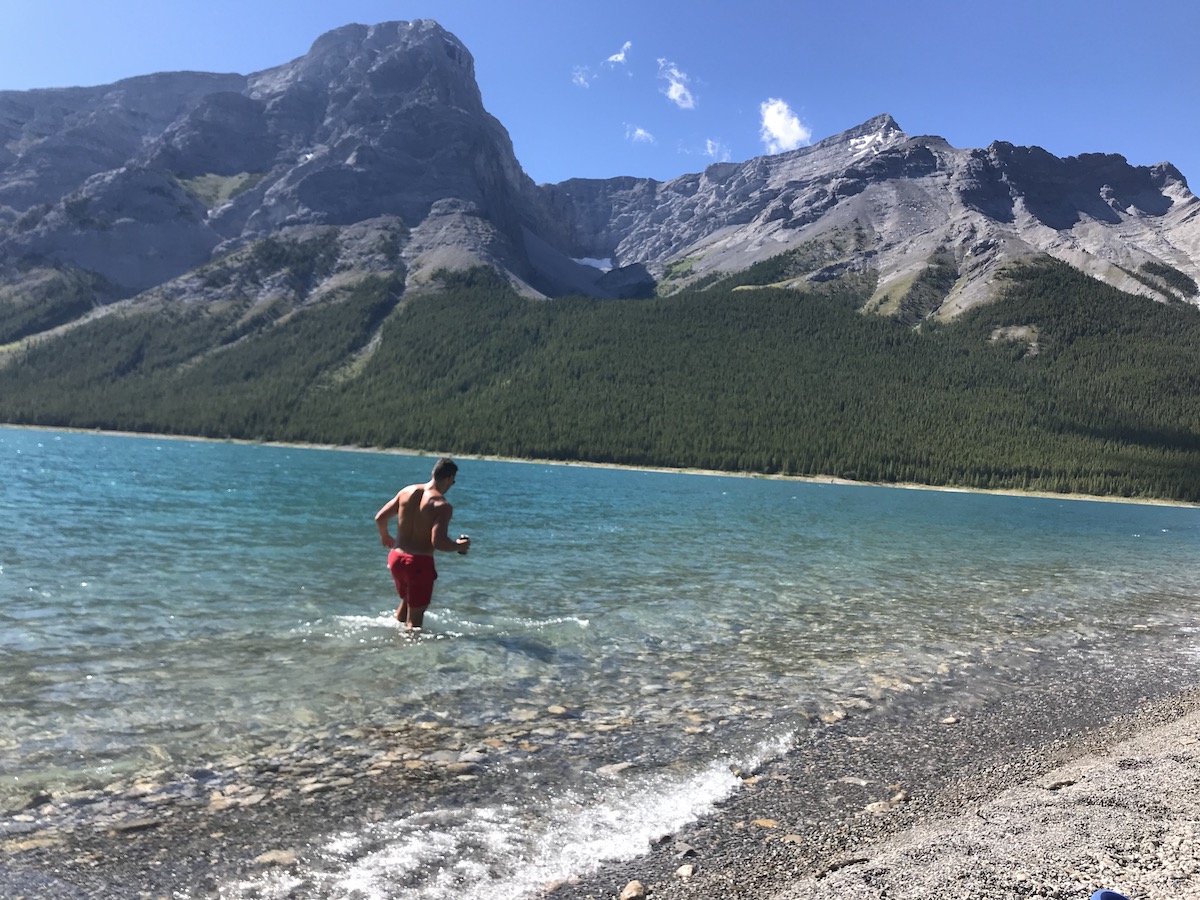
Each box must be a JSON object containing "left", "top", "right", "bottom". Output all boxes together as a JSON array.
[
  {"left": 388, "top": 550, "right": 410, "bottom": 625},
  {"left": 403, "top": 556, "right": 436, "bottom": 631}
]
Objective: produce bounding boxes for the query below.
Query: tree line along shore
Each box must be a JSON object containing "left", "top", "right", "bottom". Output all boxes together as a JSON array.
[{"left": 3, "top": 255, "right": 1200, "bottom": 503}]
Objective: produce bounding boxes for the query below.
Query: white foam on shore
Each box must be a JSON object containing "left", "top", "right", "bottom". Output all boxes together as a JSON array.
[{"left": 222, "top": 730, "right": 793, "bottom": 900}]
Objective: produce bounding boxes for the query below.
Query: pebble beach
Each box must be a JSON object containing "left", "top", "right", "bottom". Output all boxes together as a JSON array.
[
  {"left": 584, "top": 678, "right": 1200, "bottom": 900},
  {"left": 3, "top": 648, "right": 1199, "bottom": 900}
]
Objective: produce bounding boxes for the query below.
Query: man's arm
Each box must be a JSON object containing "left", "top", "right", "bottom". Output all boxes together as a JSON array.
[
  {"left": 430, "top": 500, "right": 470, "bottom": 554},
  {"left": 374, "top": 492, "right": 400, "bottom": 548}
]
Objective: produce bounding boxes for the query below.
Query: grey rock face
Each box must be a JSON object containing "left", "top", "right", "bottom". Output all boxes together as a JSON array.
[
  {"left": 143, "top": 92, "right": 275, "bottom": 177},
  {"left": 0, "top": 73, "right": 246, "bottom": 212},
  {"left": 537, "top": 113, "right": 1198, "bottom": 315},
  {"left": 233, "top": 20, "right": 535, "bottom": 235},
  {"left": 8, "top": 166, "right": 218, "bottom": 294},
  {"left": 0, "top": 22, "right": 1196, "bottom": 317},
  {"left": 0, "top": 21, "right": 549, "bottom": 299}
]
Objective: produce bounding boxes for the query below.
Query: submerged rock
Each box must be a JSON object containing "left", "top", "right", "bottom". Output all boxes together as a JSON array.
[{"left": 253, "top": 849, "right": 299, "bottom": 867}]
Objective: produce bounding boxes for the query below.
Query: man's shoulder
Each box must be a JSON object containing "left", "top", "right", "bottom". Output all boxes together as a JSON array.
[
  {"left": 422, "top": 491, "right": 451, "bottom": 511},
  {"left": 396, "top": 484, "right": 425, "bottom": 505}
]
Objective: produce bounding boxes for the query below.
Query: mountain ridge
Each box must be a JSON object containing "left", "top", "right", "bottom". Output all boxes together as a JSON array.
[
  {"left": 2, "top": 22, "right": 1200, "bottom": 501},
  {"left": 0, "top": 18, "right": 1196, "bottom": 329}
]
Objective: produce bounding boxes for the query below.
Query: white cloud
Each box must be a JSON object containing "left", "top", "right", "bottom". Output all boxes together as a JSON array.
[
  {"left": 759, "top": 98, "right": 811, "bottom": 154},
  {"left": 626, "top": 124, "right": 656, "bottom": 144},
  {"left": 576, "top": 41, "right": 631, "bottom": 87},
  {"left": 606, "top": 40, "right": 632, "bottom": 65},
  {"left": 657, "top": 59, "right": 696, "bottom": 110},
  {"left": 704, "top": 138, "right": 731, "bottom": 162}
]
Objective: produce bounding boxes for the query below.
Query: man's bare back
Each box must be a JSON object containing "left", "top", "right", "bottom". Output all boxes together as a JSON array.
[{"left": 388, "top": 484, "right": 445, "bottom": 555}]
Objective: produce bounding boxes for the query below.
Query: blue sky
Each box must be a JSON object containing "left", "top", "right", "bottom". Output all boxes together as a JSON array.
[{"left": 1, "top": 1, "right": 1196, "bottom": 187}]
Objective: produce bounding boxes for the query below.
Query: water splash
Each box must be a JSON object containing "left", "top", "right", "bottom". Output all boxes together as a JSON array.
[{"left": 223, "top": 731, "right": 793, "bottom": 900}]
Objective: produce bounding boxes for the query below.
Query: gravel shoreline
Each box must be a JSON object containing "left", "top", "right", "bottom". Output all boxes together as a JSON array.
[
  {"left": 3, "top": 647, "right": 1199, "bottom": 899},
  {"left": 553, "top": 656, "right": 1200, "bottom": 900}
]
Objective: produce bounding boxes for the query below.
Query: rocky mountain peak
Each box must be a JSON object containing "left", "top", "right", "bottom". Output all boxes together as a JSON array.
[
  {"left": 0, "top": 19, "right": 546, "bottom": 296},
  {"left": 247, "top": 20, "right": 480, "bottom": 114},
  {"left": 0, "top": 20, "right": 1196, "bottom": 315},
  {"left": 531, "top": 110, "right": 1198, "bottom": 313},
  {"left": 826, "top": 111, "right": 906, "bottom": 153}
]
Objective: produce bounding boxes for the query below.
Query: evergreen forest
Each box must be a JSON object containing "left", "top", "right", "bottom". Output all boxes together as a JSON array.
[{"left": 3, "top": 255, "right": 1200, "bottom": 502}]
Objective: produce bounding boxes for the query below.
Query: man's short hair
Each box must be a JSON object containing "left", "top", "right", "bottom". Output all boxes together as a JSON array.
[{"left": 432, "top": 457, "right": 458, "bottom": 482}]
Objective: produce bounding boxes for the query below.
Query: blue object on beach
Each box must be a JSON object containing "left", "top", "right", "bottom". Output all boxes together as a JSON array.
[{"left": 1091, "top": 891, "right": 1130, "bottom": 900}]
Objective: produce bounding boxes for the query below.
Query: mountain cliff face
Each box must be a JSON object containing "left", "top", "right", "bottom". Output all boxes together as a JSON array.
[
  {"left": 538, "top": 114, "right": 1199, "bottom": 312},
  {"left": 0, "top": 19, "right": 1197, "bottom": 324},
  {"left": 0, "top": 21, "right": 545, "bottom": 300}
]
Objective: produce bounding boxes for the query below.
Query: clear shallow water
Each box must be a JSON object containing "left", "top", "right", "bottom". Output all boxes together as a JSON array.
[{"left": 3, "top": 426, "right": 1200, "bottom": 898}]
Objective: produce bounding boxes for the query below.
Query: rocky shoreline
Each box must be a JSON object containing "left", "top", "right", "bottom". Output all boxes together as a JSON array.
[
  {"left": 555, "top": 673, "right": 1200, "bottom": 900},
  {"left": 0, "top": 702, "right": 645, "bottom": 897},
  {"left": 3, "top": 641, "right": 1199, "bottom": 899}
]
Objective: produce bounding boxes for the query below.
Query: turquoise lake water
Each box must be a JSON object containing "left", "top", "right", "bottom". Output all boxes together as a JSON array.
[{"left": 3, "top": 426, "right": 1199, "bottom": 898}]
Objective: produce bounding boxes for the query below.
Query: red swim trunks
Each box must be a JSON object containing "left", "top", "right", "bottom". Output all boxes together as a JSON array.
[{"left": 387, "top": 550, "right": 437, "bottom": 609}]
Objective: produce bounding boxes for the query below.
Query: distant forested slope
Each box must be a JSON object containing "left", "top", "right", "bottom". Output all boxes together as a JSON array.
[{"left": 3, "top": 258, "right": 1200, "bottom": 501}]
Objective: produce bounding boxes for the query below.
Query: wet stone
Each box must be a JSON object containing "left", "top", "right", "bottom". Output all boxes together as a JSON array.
[
  {"left": 597, "top": 762, "right": 635, "bottom": 777},
  {"left": 109, "top": 817, "right": 164, "bottom": 834},
  {"left": 253, "top": 849, "right": 299, "bottom": 867},
  {"left": 0, "top": 679, "right": 818, "bottom": 871}
]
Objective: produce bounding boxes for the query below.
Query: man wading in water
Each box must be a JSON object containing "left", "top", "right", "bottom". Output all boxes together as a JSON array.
[{"left": 374, "top": 457, "right": 470, "bottom": 630}]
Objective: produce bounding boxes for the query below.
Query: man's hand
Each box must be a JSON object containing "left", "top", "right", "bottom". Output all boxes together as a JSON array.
[
  {"left": 380, "top": 532, "right": 396, "bottom": 549},
  {"left": 457, "top": 535, "right": 471, "bottom": 555}
]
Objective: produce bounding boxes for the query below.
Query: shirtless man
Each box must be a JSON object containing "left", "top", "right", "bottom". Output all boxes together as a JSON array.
[{"left": 374, "top": 457, "right": 470, "bottom": 630}]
